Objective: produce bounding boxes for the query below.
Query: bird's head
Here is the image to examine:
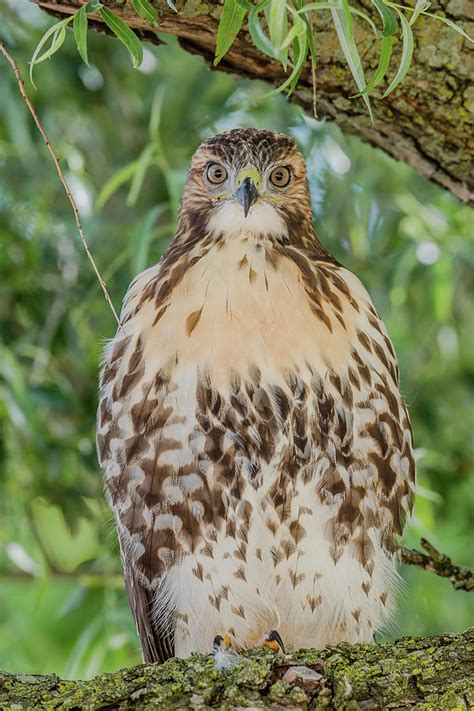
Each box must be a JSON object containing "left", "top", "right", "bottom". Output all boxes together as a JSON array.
[{"left": 178, "top": 128, "right": 314, "bottom": 242}]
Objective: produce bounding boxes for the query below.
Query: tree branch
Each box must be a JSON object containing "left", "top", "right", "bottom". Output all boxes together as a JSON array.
[
  {"left": 401, "top": 538, "right": 474, "bottom": 592},
  {"left": 1, "top": 630, "right": 473, "bottom": 708},
  {"left": 28, "top": 0, "right": 474, "bottom": 206}
]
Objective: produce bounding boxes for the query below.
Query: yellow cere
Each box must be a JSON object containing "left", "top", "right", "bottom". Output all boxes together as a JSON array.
[{"left": 236, "top": 167, "right": 261, "bottom": 188}]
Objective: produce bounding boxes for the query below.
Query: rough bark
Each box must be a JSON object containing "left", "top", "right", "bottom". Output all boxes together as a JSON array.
[
  {"left": 1, "top": 629, "right": 473, "bottom": 709},
  {"left": 30, "top": 0, "right": 474, "bottom": 205}
]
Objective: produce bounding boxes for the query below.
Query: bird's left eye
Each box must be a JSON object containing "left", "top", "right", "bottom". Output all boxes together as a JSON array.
[
  {"left": 206, "top": 163, "right": 228, "bottom": 184},
  {"left": 269, "top": 166, "right": 291, "bottom": 188}
]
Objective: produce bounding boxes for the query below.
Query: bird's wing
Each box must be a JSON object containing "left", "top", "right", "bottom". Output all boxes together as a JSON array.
[
  {"left": 320, "top": 263, "right": 415, "bottom": 555},
  {"left": 97, "top": 265, "right": 176, "bottom": 664}
]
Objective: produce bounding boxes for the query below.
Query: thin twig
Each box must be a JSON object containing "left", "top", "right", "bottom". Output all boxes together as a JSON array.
[
  {"left": 311, "top": 57, "right": 317, "bottom": 119},
  {"left": 401, "top": 538, "right": 474, "bottom": 592},
  {"left": 0, "top": 41, "right": 121, "bottom": 328}
]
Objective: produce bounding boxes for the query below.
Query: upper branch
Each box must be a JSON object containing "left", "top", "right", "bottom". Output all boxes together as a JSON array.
[{"left": 30, "top": 0, "right": 474, "bottom": 205}]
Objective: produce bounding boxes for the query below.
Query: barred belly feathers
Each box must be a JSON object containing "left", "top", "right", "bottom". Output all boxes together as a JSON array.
[{"left": 97, "top": 128, "right": 415, "bottom": 663}]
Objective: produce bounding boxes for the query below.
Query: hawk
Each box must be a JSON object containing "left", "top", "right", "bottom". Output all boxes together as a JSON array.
[{"left": 98, "top": 128, "right": 415, "bottom": 663}]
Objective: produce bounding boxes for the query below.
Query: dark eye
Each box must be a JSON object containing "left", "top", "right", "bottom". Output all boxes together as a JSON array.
[
  {"left": 206, "top": 163, "right": 228, "bottom": 184},
  {"left": 269, "top": 166, "right": 291, "bottom": 188}
]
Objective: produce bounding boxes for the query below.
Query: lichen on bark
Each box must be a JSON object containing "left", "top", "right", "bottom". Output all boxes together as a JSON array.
[{"left": 1, "top": 629, "right": 473, "bottom": 709}]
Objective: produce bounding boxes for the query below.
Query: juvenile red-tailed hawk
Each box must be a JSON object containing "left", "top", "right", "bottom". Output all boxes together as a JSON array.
[{"left": 98, "top": 128, "right": 415, "bottom": 663}]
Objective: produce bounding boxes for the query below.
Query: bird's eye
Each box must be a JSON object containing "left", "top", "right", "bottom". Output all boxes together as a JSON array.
[
  {"left": 269, "top": 166, "right": 291, "bottom": 188},
  {"left": 206, "top": 163, "right": 228, "bottom": 184}
]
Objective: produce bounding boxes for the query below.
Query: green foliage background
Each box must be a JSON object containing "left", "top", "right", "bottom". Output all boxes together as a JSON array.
[{"left": 1, "top": 0, "right": 472, "bottom": 681}]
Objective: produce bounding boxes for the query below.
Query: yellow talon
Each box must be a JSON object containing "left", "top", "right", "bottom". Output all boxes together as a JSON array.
[
  {"left": 213, "top": 633, "right": 232, "bottom": 654},
  {"left": 262, "top": 629, "right": 286, "bottom": 654}
]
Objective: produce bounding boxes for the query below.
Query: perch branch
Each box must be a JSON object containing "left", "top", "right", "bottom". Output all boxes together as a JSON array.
[
  {"left": 401, "top": 538, "right": 474, "bottom": 592},
  {"left": 1, "top": 630, "right": 473, "bottom": 708},
  {"left": 0, "top": 41, "right": 121, "bottom": 327}
]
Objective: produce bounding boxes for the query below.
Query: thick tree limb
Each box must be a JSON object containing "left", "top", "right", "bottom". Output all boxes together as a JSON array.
[
  {"left": 1, "top": 630, "right": 473, "bottom": 709},
  {"left": 401, "top": 538, "right": 474, "bottom": 592},
  {"left": 30, "top": 0, "right": 474, "bottom": 205}
]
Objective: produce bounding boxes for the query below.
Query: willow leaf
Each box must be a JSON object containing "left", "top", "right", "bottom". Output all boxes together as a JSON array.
[
  {"left": 271, "top": 28, "right": 308, "bottom": 96},
  {"left": 96, "top": 161, "right": 139, "bottom": 211},
  {"left": 131, "top": 0, "right": 158, "bottom": 27},
  {"left": 422, "top": 12, "right": 474, "bottom": 42},
  {"left": 410, "top": 0, "right": 431, "bottom": 26},
  {"left": 249, "top": 0, "right": 285, "bottom": 62},
  {"left": 73, "top": 6, "right": 90, "bottom": 66},
  {"left": 382, "top": 10, "right": 413, "bottom": 97},
  {"left": 269, "top": 0, "right": 287, "bottom": 49},
  {"left": 281, "top": 3, "right": 306, "bottom": 50},
  {"left": 215, "top": 0, "right": 247, "bottom": 65},
  {"left": 353, "top": 35, "right": 393, "bottom": 96},
  {"left": 331, "top": 0, "right": 372, "bottom": 119},
  {"left": 29, "top": 17, "right": 73, "bottom": 87},
  {"left": 98, "top": 7, "right": 143, "bottom": 68},
  {"left": 371, "top": 0, "right": 398, "bottom": 37}
]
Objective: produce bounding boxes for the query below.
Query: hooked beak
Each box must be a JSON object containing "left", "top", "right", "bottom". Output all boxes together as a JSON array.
[{"left": 235, "top": 177, "right": 259, "bottom": 218}]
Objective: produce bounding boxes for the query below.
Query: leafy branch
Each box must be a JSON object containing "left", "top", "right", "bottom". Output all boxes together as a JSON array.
[{"left": 29, "top": 0, "right": 473, "bottom": 117}]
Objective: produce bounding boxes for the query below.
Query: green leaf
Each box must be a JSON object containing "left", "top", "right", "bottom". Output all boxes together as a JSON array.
[
  {"left": 98, "top": 7, "right": 143, "bottom": 68},
  {"left": 382, "top": 10, "right": 414, "bottom": 97},
  {"left": 248, "top": 0, "right": 286, "bottom": 62},
  {"left": 410, "top": 0, "right": 430, "bottom": 27},
  {"left": 127, "top": 143, "right": 156, "bottom": 206},
  {"left": 352, "top": 35, "right": 393, "bottom": 96},
  {"left": 422, "top": 12, "right": 474, "bottom": 43},
  {"left": 271, "top": 11, "right": 308, "bottom": 97},
  {"left": 330, "top": 0, "right": 372, "bottom": 119},
  {"left": 214, "top": 0, "right": 247, "bottom": 65},
  {"left": 351, "top": 0, "right": 397, "bottom": 96},
  {"left": 268, "top": 0, "right": 287, "bottom": 52},
  {"left": 29, "top": 17, "right": 73, "bottom": 88},
  {"left": 132, "top": 205, "right": 165, "bottom": 274},
  {"left": 280, "top": 3, "right": 306, "bottom": 50},
  {"left": 371, "top": 0, "right": 398, "bottom": 37},
  {"left": 73, "top": 6, "right": 90, "bottom": 66},
  {"left": 298, "top": 2, "right": 339, "bottom": 11},
  {"left": 166, "top": 0, "right": 178, "bottom": 11},
  {"left": 131, "top": 0, "right": 158, "bottom": 27},
  {"left": 96, "top": 160, "right": 139, "bottom": 210}
]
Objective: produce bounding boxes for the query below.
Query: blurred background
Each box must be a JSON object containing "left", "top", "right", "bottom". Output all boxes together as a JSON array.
[{"left": 1, "top": 0, "right": 473, "bottom": 681}]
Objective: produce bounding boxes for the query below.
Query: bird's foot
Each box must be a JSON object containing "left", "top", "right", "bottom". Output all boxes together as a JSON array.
[
  {"left": 212, "top": 633, "right": 242, "bottom": 670},
  {"left": 261, "top": 629, "right": 286, "bottom": 654},
  {"left": 212, "top": 633, "right": 233, "bottom": 654}
]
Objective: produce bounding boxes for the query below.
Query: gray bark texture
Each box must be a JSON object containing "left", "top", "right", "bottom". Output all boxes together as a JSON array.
[
  {"left": 31, "top": 0, "right": 474, "bottom": 205},
  {"left": 1, "top": 629, "right": 473, "bottom": 709}
]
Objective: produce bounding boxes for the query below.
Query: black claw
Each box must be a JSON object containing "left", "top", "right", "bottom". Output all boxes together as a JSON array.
[{"left": 213, "top": 634, "right": 223, "bottom": 653}]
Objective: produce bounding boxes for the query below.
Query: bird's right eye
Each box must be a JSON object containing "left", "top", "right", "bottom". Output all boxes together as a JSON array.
[{"left": 206, "top": 163, "right": 228, "bottom": 184}]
